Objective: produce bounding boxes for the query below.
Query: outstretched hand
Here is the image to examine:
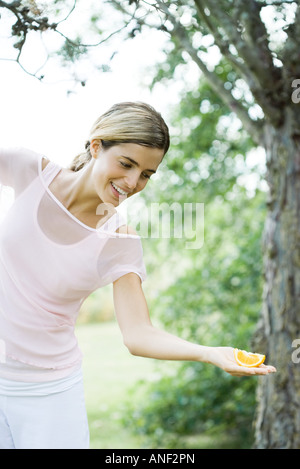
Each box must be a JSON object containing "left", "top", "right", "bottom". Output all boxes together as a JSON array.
[{"left": 208, "top": 347, "right": 277, "bottom": 377}]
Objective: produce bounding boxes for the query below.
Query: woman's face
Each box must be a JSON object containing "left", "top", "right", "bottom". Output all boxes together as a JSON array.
[{"left": 91, "top": 141, "right": 164, "bottom": 206}]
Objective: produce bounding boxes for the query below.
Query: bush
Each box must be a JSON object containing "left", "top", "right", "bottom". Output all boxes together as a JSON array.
[{"left": 122, "top": 189, "right": 266, "bottom": 448}]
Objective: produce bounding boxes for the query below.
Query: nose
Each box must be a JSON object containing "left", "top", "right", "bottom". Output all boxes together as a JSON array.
[{"left": 124, "top": 171, "right": 140, "bottom": 191}]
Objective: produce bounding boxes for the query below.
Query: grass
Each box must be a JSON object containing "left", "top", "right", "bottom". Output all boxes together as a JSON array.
[
  {"left": 75, "top": 321, "right": 253, "bottom": 450},
  {"left": 75, "top": 321, "right": 158, "bottom": 449}
]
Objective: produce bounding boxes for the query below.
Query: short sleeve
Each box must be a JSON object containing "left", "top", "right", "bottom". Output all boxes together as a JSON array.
[
  {"left": 0, "top": 147, "right": 42, "bottom": 195},
  {"left": 96, "top": 234, "right": 147, "bottom": 286}
]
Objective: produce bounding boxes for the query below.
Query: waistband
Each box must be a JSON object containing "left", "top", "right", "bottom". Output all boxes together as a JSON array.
[{"left": 0, "top": 365, "right": 83, "bottom": 397}]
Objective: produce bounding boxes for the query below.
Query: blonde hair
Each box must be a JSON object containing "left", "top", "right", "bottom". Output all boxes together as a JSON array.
[{"left": 69, "top": 102, "right": 170, "bottom": 172}]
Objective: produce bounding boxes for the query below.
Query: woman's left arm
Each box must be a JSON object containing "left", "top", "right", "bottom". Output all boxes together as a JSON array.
[{"left": 113, "top": 273, "right": 276, "bottom": 377}]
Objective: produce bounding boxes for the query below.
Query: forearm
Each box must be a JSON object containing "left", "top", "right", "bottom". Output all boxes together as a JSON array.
[
  {"left": 123, "top": 324, "right": 211, "bottom": 363},
  {"left": 123, "top": 325, "right": 276, "bottom": 376},
  {"left": 113, "top": 274, "right": 276, "bottom": 376}
]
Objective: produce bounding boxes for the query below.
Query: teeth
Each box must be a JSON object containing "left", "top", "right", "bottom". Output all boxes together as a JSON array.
[{"left": 111, "top": 182, "right": 127, "bottom": 196}]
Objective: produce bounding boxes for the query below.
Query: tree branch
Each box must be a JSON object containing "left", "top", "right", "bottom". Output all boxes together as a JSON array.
[
  {"left": 155, "top": 0, "right": 264, "bottom": 144},
  {"left": 0, "top": 0, "right": 137, "bottom": 81},
  {"left": 194, "top": 0, "right": 267, "bottom": 94},
  {"left": 195, "top": 0, "right": 284, "bottom": 126},
  {"left": 280, "top": 3, "right": 300, "bottom": 77},
  {"left": 257, "top": 0, "right": 298, "bottom": 7},
  {"left": 55, "top": 0, "right": 77, "bottom": 25},
  {"left": 235, "top": 0, "right": 275, "bottom": 72}
]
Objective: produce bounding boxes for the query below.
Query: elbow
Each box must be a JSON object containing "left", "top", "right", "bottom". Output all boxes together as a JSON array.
[
  {"left": 123, "top": 336, "right": 139, "bottom": 356},
  {"left": 122, "top": 324, "right": 153, "bottom": 357}
]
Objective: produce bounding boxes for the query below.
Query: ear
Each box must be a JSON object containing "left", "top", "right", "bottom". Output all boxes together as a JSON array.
[{"left": 90, "top": 139, "right": 102, "bottom": 159}]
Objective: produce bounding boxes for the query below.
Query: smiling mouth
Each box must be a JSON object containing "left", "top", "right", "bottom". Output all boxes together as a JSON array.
[{"left": 111, "top": 181, "right": 129, "bottom": 197}]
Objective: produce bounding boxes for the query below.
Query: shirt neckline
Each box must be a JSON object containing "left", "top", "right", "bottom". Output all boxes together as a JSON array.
[
  {"left": 37, "top": 157, "right": 141, "bottom": 239},
  {"left": 38, "top": 157, "right": 118, "bottom": 233}
]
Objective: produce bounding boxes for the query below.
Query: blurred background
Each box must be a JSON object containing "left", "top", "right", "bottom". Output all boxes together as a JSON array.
[{"left": 0, "top": 0, "right": 269, "bottom": 449}]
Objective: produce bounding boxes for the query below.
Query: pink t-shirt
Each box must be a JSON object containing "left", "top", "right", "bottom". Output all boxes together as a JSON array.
[{"left": 0, "top": 147, "right": 146, "bottom": 382}]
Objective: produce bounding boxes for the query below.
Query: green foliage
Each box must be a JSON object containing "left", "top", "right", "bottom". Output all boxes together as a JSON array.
[
  {"left": 122, "top": 70, "right": 267, "bottom": 447},
  {"left": 124, "top": 366, "right": 256, "bottom": 448},
  {"left": 123, "top": 189, "right": 265, "bottom": 448},
  {"left": 57, "top": 38, "right": 88, "bottom": 64}
]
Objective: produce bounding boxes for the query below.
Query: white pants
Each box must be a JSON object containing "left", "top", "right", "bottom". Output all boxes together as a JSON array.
[{"left": 0, "top": 379, "right": 90, "bottom": 449}]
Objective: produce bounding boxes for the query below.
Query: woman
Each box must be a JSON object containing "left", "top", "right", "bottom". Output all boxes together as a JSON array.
[{"left": 0, "top": 102, "right": 275, "bottom": 449}]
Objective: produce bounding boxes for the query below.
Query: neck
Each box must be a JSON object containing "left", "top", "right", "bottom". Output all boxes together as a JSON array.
[{"left": 61, "top": 160, "right": 101, "bottom": 216}]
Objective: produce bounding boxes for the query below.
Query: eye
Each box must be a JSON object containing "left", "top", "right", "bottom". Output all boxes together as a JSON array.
[
  {"left": 119, "top": 160, "right": 151, "bottom": 180},
  {"left": 120, "top": 161, "right": 131, "bottom": 169}
]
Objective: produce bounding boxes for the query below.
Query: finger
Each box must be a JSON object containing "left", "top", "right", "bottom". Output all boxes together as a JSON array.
[
  {"left": 235, "top": 363, "right": 276, "bottom": 374},
  {"left": 259, "top": 364, "right": 277, "bottom": 372},
  {"left": 228, "top": 365, "right": 270, "bottom": 376}
]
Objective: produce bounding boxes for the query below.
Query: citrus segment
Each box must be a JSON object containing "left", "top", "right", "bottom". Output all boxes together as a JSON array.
[{"left": 234, "top": 348, "right": 265, "bottom": 367}]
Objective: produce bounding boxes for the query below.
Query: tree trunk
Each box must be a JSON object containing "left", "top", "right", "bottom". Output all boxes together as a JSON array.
[{"left": 252, "top": 111, "right": 300, "bottom": 449}]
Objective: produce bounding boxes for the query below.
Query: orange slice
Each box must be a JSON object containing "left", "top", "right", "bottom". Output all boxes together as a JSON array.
[{"left": 234, "top": 348, "right": 265, "bottom": 367}]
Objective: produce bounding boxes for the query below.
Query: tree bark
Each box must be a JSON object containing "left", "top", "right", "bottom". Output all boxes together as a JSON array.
[{"left": 253, "top": 111, "right": 300, "bottom": 449}]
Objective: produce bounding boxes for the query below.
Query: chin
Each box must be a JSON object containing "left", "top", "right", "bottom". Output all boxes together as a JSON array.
[{"left": 101, "top": 196, "right": 123, "bottom": 207}]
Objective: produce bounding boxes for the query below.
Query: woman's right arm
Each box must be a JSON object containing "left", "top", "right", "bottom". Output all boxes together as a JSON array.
[
  {"left": 113, "top": 272, "right": 277, "bottom": 377},
  {"left": 0, "top": 147, "right": 46, "bottom": 192},
  {"left": 0, "top": 147, "right": 14, "bottom": 187}
]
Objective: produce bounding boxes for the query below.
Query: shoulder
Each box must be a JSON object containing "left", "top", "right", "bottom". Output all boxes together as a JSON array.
[
  {"left": 0, "top": 147, "right": 48, "bottom": 191},
  {"left": 2, "top": 147, "right": 45, "bottom": 174},
  {"left": 12, "top": 147, "right": 48, "bottom": 173},
  {"left": 1, "top": 147, "right": 41, "bottom": 162},
  {"left": 116, "top": 225, "right": 138, "bottom": 236},
  {"left": 42, "top": 157, "right": 50, "bottom": 170}
]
